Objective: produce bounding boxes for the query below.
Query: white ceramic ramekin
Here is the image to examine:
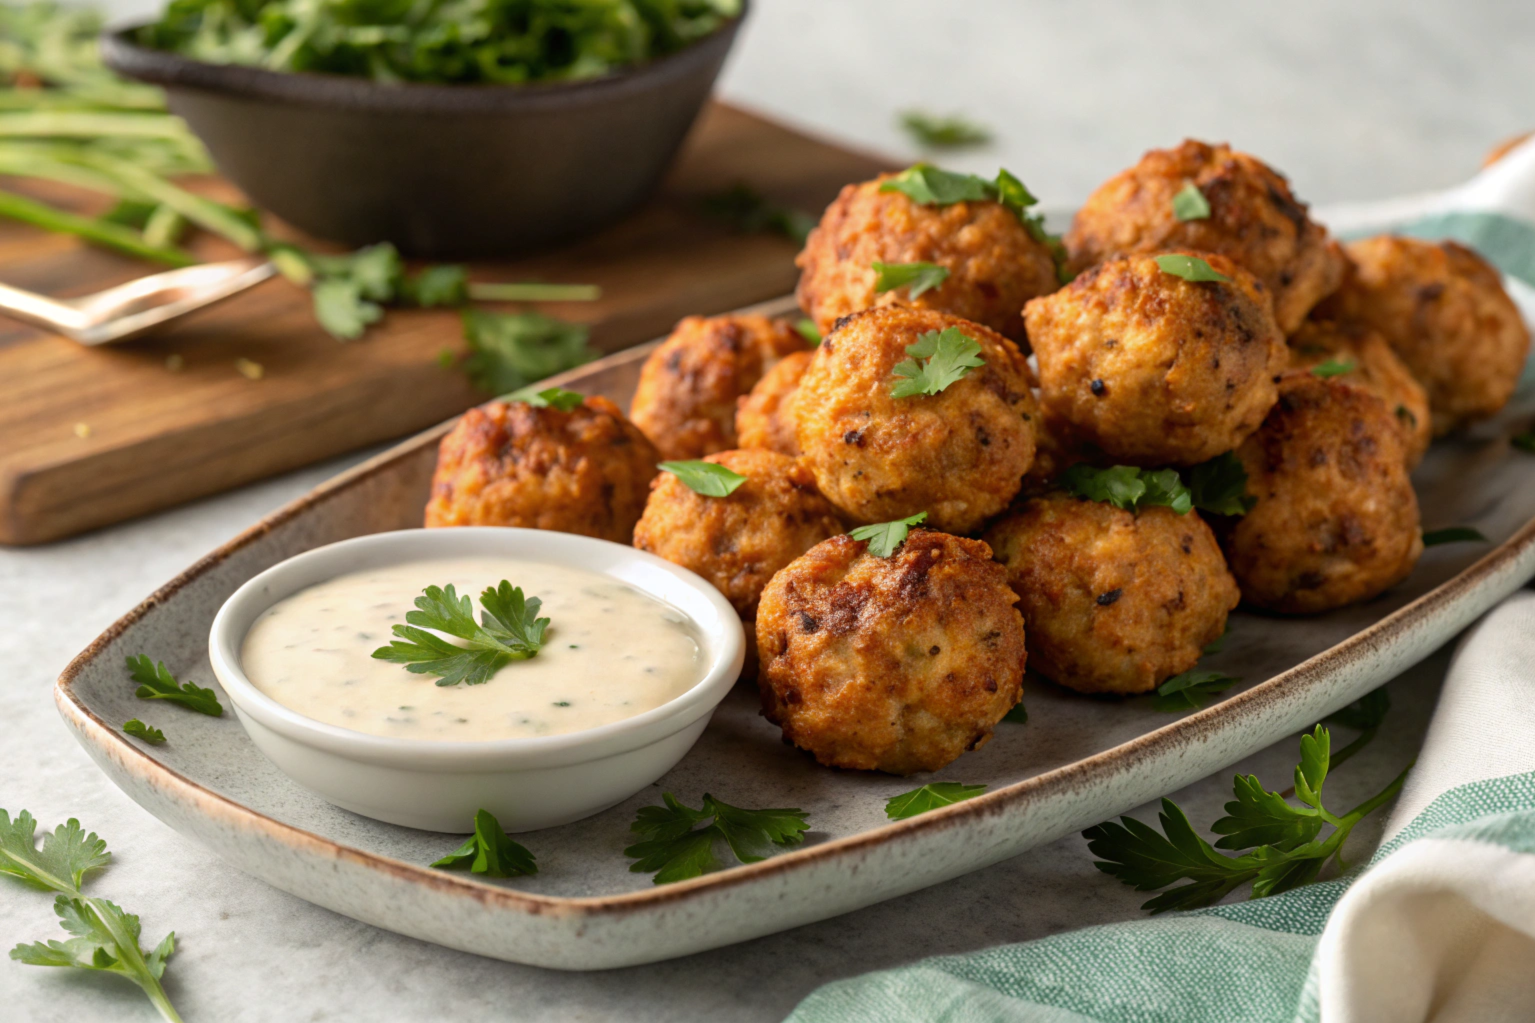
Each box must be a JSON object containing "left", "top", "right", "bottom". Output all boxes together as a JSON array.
[{"left": 208, "top": 527, "right": 745, "bottom": 834}]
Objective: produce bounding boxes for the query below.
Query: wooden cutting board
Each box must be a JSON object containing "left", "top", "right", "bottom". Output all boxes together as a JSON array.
[{"left": 0, "top": 102, "right": 889, "bottom": 545}]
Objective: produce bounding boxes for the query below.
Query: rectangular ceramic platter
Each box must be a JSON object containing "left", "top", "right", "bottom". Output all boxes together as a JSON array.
[{"left": 57, "top": 293, "right": 1535, "bottom": 970}]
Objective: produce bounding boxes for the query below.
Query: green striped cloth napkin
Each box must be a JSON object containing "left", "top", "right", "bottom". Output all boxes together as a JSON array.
[{"left": 786, "top": 138, "right": 1535, "bottom": 1023}]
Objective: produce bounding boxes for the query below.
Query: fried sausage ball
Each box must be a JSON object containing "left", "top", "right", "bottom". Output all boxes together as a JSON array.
[
  {"left": 1222, "top": 373, "right": 1423, "bottom": 614},
  {"left": 1065, "top": 140, "right": 1345, "bottom": 332},
  {"left": 756, "top": 530, "right": 1026, "bottom": 774},
  {"left": 794, "top": 307, "right": 1039, "bottom": 534},
  {"left": 425, "top": 396, "right": 657, "bottom": 541},
  {"left": 795, "top": 173, "right": 1059, "bottom": 343},
  {"left": 985, "top": 494, "right": 1238, "bottom": 695},
  {"left": 735, "top": 350, "right": 813, "bottom": 456},
  {"left": 1024, "top": 252, "right": 1287, "bottom": 466},
  {"left": 632, "top": 449, "right": 844, "bottom": 621},
  {"left": 630, "top": 314, "right": 809, "bottom": 460},
  {"left": 1287, "top": 319, "right": 1431, "bottom": 467},
  {"left": 1314, "top": 236, "right": 1530, "bottom": 435}
]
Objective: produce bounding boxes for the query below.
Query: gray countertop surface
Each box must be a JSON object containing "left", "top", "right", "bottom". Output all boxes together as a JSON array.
[{"left": 4, "top": 0, "right": 1532, "bottom": 1018}]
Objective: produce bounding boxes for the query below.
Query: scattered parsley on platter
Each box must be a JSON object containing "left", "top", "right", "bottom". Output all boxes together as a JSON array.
[
  {"left": 126, "top": 655, "right": 222, "bottom": 716},
  {"left": 122, "top": 719, "right": 166, "bottom": 745},
  {"left": 885, "top": 783, "right": 987, "bottom": 820},
  {"left": 431, "top": 810, "right": 537, "bottom": 878},
  {"left": 624, "top": 793, "right": 809, "bottom": 884},
  {"left": 1421, "top": 526, "right": 1488, "bottom": 547}
]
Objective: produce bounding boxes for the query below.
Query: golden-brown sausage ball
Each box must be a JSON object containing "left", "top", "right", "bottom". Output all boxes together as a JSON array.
[
  {"left": 795, "top": 173, "right": 1059, "bottom": 343},
  {"left": 1222, "top": 373, "right": 1422, "bottom": 614},
  {"left": 735, "top": 349, "right": 813, "bottom": 456},
  {"left": 756, "top": 530, "right": 1026, "bottom": 774},
  {"left": 1065, "top": 140, "right": 1345, "bottom": 332},
  {"left": 630, "top": 314, "right": 809, "bottom": 460},
  {"left": 1025, "top": 252, "right": 1287, "bottom": 466},
  {"left": 1314, "top": 236, "right": 1530, "bottom": 435},
  {"left": 632, "top": 449, "right": 844, "bottom": 621},
  {"left": 985, "top": 494, "right": 1238, "bottom": 695},
  {"left": 794, "top": 307, "right": 1039, "bottom": 534},
  {"left": 1287, "top": 319, "right": 1431, "bottom": 467},
  {"left": 425, "top": 396, "right": 657, "bottom": 541}
]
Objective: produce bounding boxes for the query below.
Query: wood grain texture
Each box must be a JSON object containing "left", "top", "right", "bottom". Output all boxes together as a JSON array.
[{"left": 0, "top": 102, "right": 888, "bottom": 545}]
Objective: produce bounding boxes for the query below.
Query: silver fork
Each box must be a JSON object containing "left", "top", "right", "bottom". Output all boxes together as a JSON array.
[{"left": 0, "top": 257, "right": 275, "bottom": 345}]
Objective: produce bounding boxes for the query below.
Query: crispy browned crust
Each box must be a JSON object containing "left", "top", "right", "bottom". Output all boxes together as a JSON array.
[
  {"left": 755, "top": 530, "right": 1026, "bottom": 775},
  {"left": 985, "top": 494, "right": 1238, "bottom": 695},
  {"left": 793, "top": 307, "right": 1039, "bottom": 533},
  {"left": 630, "top": 314, "right": 809, "bottom": 461},
  {"left": 1223, "top": 373, "right": 1423, "bottom": 614},
  {"left": 632, "top": 449, "right": 844, "bottom": 620},
  {"left": 795, "top": 175, "right": 1059, "bottom": 344},
  {"left": 735, "top": 350, "right": 813, "bottom": 457},
  {"left": 1287, "top": 319, "right": 1431, "bottom": 467},
  {"left": 423, "top": 396, "right": 658, "bottom": 542},
  {"left": 1315, "top": 236, "right": 1530, "bottom": 435},
  {"left": 1065, "top": 139, "right": 1344, "bottom": 332},
  {"left": 1024, "top": 251, "right": 1287, "bottom": 466}
]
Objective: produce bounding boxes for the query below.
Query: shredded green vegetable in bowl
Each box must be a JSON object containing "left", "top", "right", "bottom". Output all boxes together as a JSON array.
[{"left": 134, "top": 0, "right": 744, "bottom": 85}]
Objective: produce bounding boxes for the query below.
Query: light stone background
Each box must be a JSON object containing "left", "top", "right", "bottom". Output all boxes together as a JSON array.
[{"left": 3, "top": 0, "right": 1534, "bottom": 1019}]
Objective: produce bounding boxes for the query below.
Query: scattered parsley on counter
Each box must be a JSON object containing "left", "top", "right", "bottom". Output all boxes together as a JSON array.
[
  {"left": 1151, "top": 670, "right": 1241, "bottom": 713},
  {"left": 701, "top": 183, "right": 816, "bottom": 245},
  {"left": 460, "top": 309, "right": 597, "bottom": 395},
  {"left": 122, "top": 720, "right": 166, "bottom": 745},
  {"left": 1154, "top": 253, "right": 1231, "bottom": 283},
  {"left": 431, "top": 810, "right": 537, "bottom": 878},
  {"left": 885, "top": 783, "right": 987, "bottom": 820},
  {"left": 1421, "top": 526, "right": 1489, "bottom": 547},
  {"left": 890, "top": 326, "right": 985, "bottom": 398},
  {"left": 658, "top": 460, "right": 748, "bottom": 497},
  {"left": 1171, "top": 182, "right": 1211, "bottom": 221},
  {"left": 1310, "top": 358, "right": 1356, "bottom": 378},
  {"left": 126, "top": 655, "right": 223, "bottom": 717},
  {"left": 1184, "top": 452, "right": 1256, "bottom": 516},
  {"left": 849, "top": 512, "right": 928, "bottom": 558},
  {"left": 898, "top": 110, "right": 992, "bottom": 150},
  {"left": 872, "top": 260, "right": 950, "bottom": 299},
  {"left": 624, "top": 793, "right": 809, "bottom": 885},
  {"left": 372, "top": 582, "right": 549, "bottom": 686},
  {"left": 507, "top": 385, "right": 585, "bottom": 411}
]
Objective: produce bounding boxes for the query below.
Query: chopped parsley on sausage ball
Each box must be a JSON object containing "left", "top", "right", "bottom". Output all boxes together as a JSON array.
[
  {"left": 756, "top": 530, "right": 1026, "bottom": 775},
  {"left": 1314, "top": 236, "right": 1530, "bottom": 435},
  {"left": 795, "top": 173, "right": 1059, "bottom": 343},
  {"left": 630, "top": 314, "right": 809, "bottom": 461},
  {"left": 1065, "top": 140, "right": 1344, "bottom": 332},
  {"left": 794, "top": 307, "right": 1039, "bottom": 534},
  {"left": 1287, "top": 319, "right": 1431, "bottom": 468},
  {"left": 424, "top": 395, "right": 657, "bottom": 542},
  {"left": 632, "top": 449, "right": 844, "bottom": 621},
  {"left": 1025, "top": 251, "right": 1287, "bottom": 467},
  {"left": 1222, "top": 373, "right": 1423, "bottom": 615},
  {"left": 985, "top": 494, "right": 1239, "bottom": 696},
  {"left": 735, "top": 349, "right": 813, "bottom": 456}
]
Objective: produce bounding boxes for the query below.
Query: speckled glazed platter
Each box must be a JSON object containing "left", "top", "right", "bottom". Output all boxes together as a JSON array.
[{"left": 56, "top": 294, "right": 1535, "bottom": 970}]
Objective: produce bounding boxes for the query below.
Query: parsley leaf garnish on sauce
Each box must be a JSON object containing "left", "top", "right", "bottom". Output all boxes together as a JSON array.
[
  {"left": 898, "top": 110, "right": 992, "bottom": 149},
  {"left": 872, "top": 260, "right": 950, "bottom": 299},
  {"left": 1421, "top": 526, "right": 1489, "bottom": 547},
  {"left": 890, "top": 327, "right": 985, "bottom": 398},
  {"left": 125, "top": 656, "right": 222, "bottom": 717},
  {"left": 885, "top": 783, "right": 987, "bottom": 820},
  {"left": 1310, "top": 358, "right": 1356, "bottom": 378},
  {"left": 1151, "top": 670, "right": 1242, "bottom": 712},
  {"left": 372, "top": 582, "right": 549, "bottom": 686},
  {"left": 1154, "top": 254, "right": 1231, "bottom": 283},
  {"left": 431, "top": 810, "right": 537, "bottom": 878},
  {"left": 624, "top": 793, "right": 810, "bottom": 884},
  {"left": 849, "top": 512, "right": 928, "bottom": 557},
  {"left": 659, "top": 460, "right": 748, "bottom": 497},
  {"left": 122, "top": 720, "right": 165, "bottom": 745},
  {"left": 1171, "top": 182, "right": 1211, "bottom": 221},
  {"left": 506, "top": 385, "right": 585, "bottom": 411}
]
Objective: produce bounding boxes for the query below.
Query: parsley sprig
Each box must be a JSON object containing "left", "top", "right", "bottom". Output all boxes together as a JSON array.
[
  {"left": 898, "top": 110, "right": 992, "bottom": 149},
  {"left": 885, "top": 783, "right": 987, "bottom": 820},
  {"left": 126, "top": 655, "right": 222, "bottom": 716},
  {"left": 1062, "top": 453, "right": 1253, "bottom": 517},
  {"left": 371, "top": 582, "right": 549, "bottom": 686},
  {"left": 1171, "top": 182, "right": 1210, "bottom": 221},
  {"left": 506, "top": 385, "right": 585, "bottom": 411},
  {"left": 890, "top": 326, "right": 985, "bottom": 398},
  {"left": 1422, "top": 526, "right": 1489, "bottom": 547},
  {"left": 1151, "top": 671, "right": 1241, "bottom": 712},
  {"left": 1154, "top": 254, "right": 1231, "bottom": 283},
  {"left": 849, "top": 512, "right": 928, "bottom": 557},
  {"left": 624, "top": 793, "right": 810, "bottom": 884},
  {"left": 872, "top": 260, "right": 949, "bottom": 299},
  {"left": 658, "top": 460, "right": 748, "bottom": 497},
  {"left": 122, "top": 720, "right": 166, "bottom": 745},
  {"left": 431, "top": 810, "right": 537, "bottom": 878}
]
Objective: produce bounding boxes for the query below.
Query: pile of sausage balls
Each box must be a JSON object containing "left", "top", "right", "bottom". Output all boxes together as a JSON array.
[{"left": 426, "top": 138, "right": 1530, "bottom": 778}]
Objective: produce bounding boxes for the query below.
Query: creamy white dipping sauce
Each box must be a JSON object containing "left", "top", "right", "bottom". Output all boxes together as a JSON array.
[{"left": 240, "top": 557, "right": 705, "bottom": 742}]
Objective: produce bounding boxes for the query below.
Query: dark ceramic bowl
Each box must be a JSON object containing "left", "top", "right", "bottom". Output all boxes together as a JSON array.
[{"left": 101, "top": 12, "right": 745, "bottom": 258}]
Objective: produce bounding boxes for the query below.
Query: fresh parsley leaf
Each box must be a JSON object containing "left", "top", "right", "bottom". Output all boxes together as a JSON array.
[
  {"left": 126, "top": 656, "right": 222, "bottom": 717},
  {"left": 312, "top": 277, "right": 383, "bottom": 340},
  {"left": 872, "top": 260, "right": 950, "bottom": 299},
  {"left": 506, "top": 385, "right": 585, "bottom": 411},
  {"left": 880, "top": 163, "right": 996, "bottom": 205},
  {"left": 1060, "top": 464, "right": 1195, "bottom": 515},
  {"left": 1154, "top": 254, "right": 1231, "bottom": 283},
  {"left": 100, "top": 198, "right": 159, "bottom": 230},
  {"left": 625, "top": 793, "right": 808, "bottom": 884},
  {"left": 1512, "top": 430, "right": 1535, "bottom": 453},
  {"left": 898, "top": 110, "right": 992, "bottom": 149},
  {"left": 461, "top": 309, "right": 596, "bottom": 395},
  {"left": 312, "top": 242, "right": 403, "bottom": 302},
  {"left": 122, "top": 720, "right": 165, "bottom": 745},
  {"left": 1151, "top": 670, "right": 1241, "bottom": 712},
  {"left": 371, "top": 582, "right": 548, "bottom": 686},
  {"left": 1003, "top": 699, "right": 1029, "bottom": 724},
  {"left": 701, "top": 184, "right": 816, "bottom": 245},
  {"left": 1310, "top": 358, "right": 1356, "bottom": 378},
  {"left": 431, "top": 810, "right": 537, "bottom": 877},
  {"left": 890, "top": 326, "right": 985, "bottom": 398},
  {"left": 795, "top": 318, "right": 822, "bottom": 345},
  {"left": 404, "top": 264, "right": 469, "bottom": 308},
  {"left": 1422, "top": 526, "right": 1489, "bottom": 547},
  {"left": 1325, "top": 689, "right": 1390, "bottom": 734},
  {"left": 1202, "top": 622, "right": 1232, "bottom": 656},
  {"left": 849, "top": 512, "right": 928, "bottom": 557},
  {"left": 885, "top": 783, "right": 987, "bottom": 820},
  {"left": 1171, "top": 182, "right": 1211, "bottom": 221},
  {"left": 9, "top": 895, "right": 180, "bottom": 1020},
  {"left": 1185, "top": 452, "right": 1256, "bottom": 516},
  {"left": 658, "top": 460, "right": 748, "bottom": 497},
  {"left": 0, "top": 810, "right": 110, "bottom": 894},
  {"left": 1137, "top": 468, "right": 1193, "bottom": 515}
]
